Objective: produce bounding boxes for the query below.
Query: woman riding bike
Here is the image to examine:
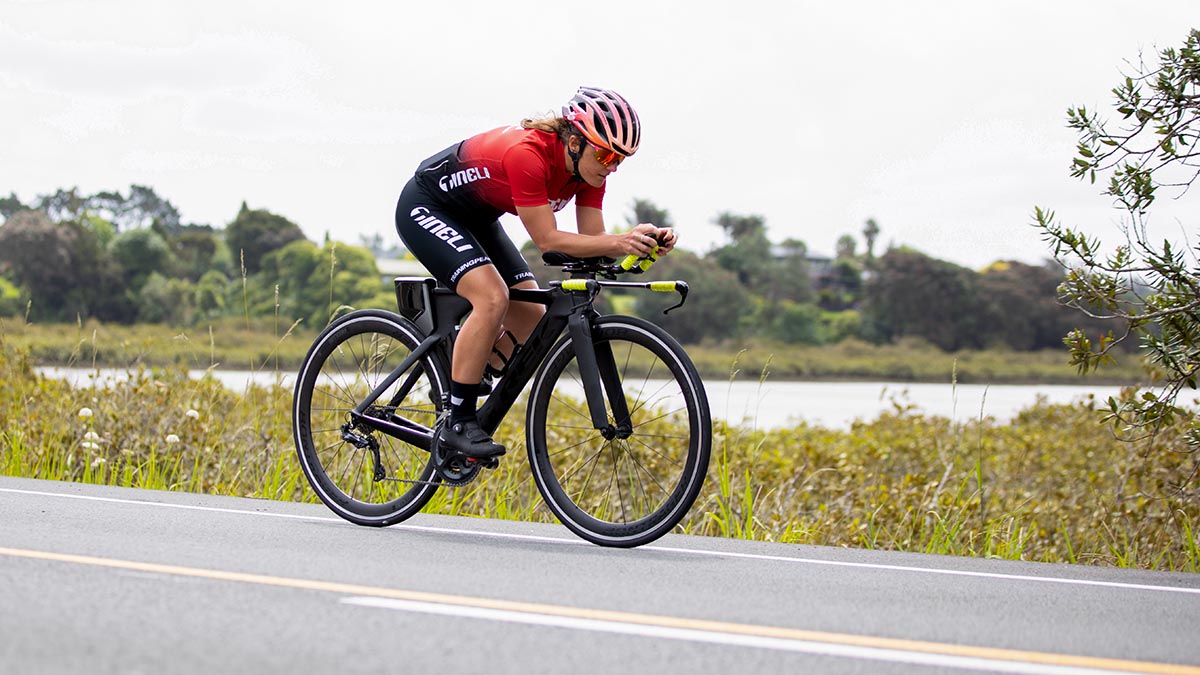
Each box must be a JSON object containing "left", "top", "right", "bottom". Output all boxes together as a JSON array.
[{"left": 394, "top": 86, "right": 677, "bottom": 459}]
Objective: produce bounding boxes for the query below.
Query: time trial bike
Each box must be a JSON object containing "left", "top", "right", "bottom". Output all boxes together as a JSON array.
[{"left": 291, "top": 248, "right": 711, "bottom": 547}]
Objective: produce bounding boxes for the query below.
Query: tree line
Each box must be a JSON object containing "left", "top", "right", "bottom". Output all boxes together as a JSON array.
[
  {"left": 0, "top": 187, "right": 391, "bottom": 328},
  {"left": 0, "top": 185, "right": 1117, "bottom": 352},
  {"left": 528, "top": 199, "right": 1119, "bottom": 352}
]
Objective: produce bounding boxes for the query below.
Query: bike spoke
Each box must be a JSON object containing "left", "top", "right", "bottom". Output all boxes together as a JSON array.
[
  {"left": 546, "top": 433, "right": 605, "bottom": 456},
  {"left": 560, "top": 443, "right": 607, "bottom": 489},
  {"left": 549, "top": 392, "right": 591, "bottom": 422},
  {"left": 628, "top": 372, "right": 673, "bottom": 418},
  {"left": 629, "top": 430, "right": 691, "bottom": 441},
  {"left": 631, "top": 357, "right": 658, "bottom": 418},
  {"left": 544, "top": 422, "right": 598, "bottom": 431},
  {"left": 630, "top": 434, "right": 683, "bottom": 467},
  {"left": 631, "top": 406, "right": 687, "bottom": 429},
  {"left": 610, "top": 442, "right": 628, "bottom": 523},
  {"left": 327, "top": 346, "right": 364, "bottom": 407},
  {"left": 625, "top": 438, "right": 674, "bottom": 495}
]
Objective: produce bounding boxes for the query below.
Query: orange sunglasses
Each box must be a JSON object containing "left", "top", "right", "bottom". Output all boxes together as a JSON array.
[{"left": 588, "top": 141, "right": 625, "bottom": 168}]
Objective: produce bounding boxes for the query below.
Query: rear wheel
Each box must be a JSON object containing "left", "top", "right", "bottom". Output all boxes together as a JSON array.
[
  {"left": 293, "top": 310, "right": 446, "bottom": 526},
  {"left": 526, "top": 316, "right": 711, "bottom": 547}
]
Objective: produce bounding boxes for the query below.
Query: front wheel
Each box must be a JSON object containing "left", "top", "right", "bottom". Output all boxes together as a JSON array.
[
  {"left": 526, "top": 316, "right": 711, "bottom": 547},
  {"left": 293, "top": 310, "right": 447, "bottom": 526}
]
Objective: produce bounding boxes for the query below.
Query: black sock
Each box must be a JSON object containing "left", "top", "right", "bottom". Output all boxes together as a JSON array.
[{"left": 449, "top": 380, "right": 480, "bottom": 425}]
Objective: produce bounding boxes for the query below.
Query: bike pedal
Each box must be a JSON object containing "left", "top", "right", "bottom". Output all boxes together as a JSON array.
[{"left": 466, "top": 456, "right": 501, "bottom": 470}]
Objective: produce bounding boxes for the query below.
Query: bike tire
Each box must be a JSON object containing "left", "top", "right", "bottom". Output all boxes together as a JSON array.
[
  {"left": 293, "top": 309, "right": 447, "bottom": 526},
  {"left": 526, "top": 315, "right": 711, "bottom": 547}
]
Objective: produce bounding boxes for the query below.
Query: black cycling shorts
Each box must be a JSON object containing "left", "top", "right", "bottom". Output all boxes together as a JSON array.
[{"left": 394, "top": 178, "right": 534, "bottom": 291}]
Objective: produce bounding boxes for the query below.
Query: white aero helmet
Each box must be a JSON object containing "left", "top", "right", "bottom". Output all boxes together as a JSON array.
[{"left": 562, "top": 86, "right": 641, "bottom": 157}]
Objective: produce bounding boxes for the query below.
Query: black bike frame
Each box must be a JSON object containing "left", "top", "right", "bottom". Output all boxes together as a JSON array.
[{"left": 348, "top": 280, "right": 631, "bottom": 450}]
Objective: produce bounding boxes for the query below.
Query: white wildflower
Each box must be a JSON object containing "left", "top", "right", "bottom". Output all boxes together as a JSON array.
[
  {"left": 165, "top": 434, "right": 181, "bottom": 445},
  {"left": 78, "top": 407, "right": 93, "bottom": 419},
  {"left": 185, "top": 409, "right": 200, "bottom": 420},
  {"left": 90, "top": 457, "right": 107, "bottom": 468},
  {"left": 80, "top": 441, "right": 100, "bottom": 450},
  {"left": 83, "top": 431, "right": 101, "bottom": 442}
]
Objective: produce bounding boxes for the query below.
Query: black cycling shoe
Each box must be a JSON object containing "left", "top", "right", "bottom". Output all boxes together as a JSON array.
[{"left": 440, "top": 419, "right": 506, "bottom": 459}]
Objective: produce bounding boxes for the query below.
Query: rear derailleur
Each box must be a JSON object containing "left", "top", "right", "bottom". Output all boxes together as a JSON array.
[{"left": 340, "top": 421, "right": 385, "bottom": 482}]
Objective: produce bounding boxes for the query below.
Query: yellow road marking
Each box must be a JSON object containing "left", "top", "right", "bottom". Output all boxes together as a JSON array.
[{"left": 1, "top": 546, "right": 1196, "bottom": 674}]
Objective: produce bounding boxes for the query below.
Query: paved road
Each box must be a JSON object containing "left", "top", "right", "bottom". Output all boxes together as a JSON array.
[{"left": 1, "top": 476, "right": 1198, "bottom": 674}]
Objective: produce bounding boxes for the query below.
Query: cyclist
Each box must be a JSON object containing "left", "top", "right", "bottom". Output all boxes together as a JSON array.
[{"left": 394, "top": 86, "right": 676, "bottom": 459}]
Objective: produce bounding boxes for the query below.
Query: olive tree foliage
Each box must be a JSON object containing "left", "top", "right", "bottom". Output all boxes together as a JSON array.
[
  {"left": 225, "top": 201, "right": 306, "bottom": 274},
  {"left": 861, "top": 247, "right": 984, "bottom": 351},
  {"left": 862, "top": 218, "right": 881, "bottom": 263},
  {"left": 711, "top": 212, "right": 770, "bottom": 288},
  {"left": 0, "top": 276, "right": 23, "bottom": 317},
  {"left": 628, "top": 198, "right": 674, "bottom": 230},
  {"left": 0, "top": 210, "right": 77, "bottom": 309},
  {"left": 109, "top": 227, "right": 172, "bottom": 290},
  {"left": 256, "top": 240, "right": 391, "bottom": 327},
  {"left": 0, "top": 209, "right": 131, "bottom": 321},
  {"left": 0, "top": 192, "right": 26, "bottom": 220},
  {"left": 710, "top": 211, "right": 812, "bottom": 304},
  {"left": 1035, "top": 28, "right": 1200, "bottom": 445},
  {"left": 633, "top": 249, "right": 751, "bottom": 343},
  {"left": 89, "top": 185, "right": 181, "bottom": 231}
]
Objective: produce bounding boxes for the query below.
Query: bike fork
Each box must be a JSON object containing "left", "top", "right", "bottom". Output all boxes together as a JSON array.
[{"left": 568, "top": 313, "right": 633, "bottom": 440}]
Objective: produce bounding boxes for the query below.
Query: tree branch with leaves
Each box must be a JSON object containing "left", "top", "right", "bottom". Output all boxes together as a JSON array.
[{"left": 1036, "top": 28, "right": 1200, "bottom": 446}]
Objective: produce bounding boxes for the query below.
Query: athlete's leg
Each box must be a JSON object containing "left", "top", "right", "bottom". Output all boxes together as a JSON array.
[
  {"left": 474, "top": 222, "right": 545, "bottom": 372},
  {"left": 486, "top": 279, "right": 544, "bottom": 372},
  {"left": 452, "top": 264, "right": 509, "bottom": 385},
  {"left": 393, "top": 183, "right": 505, "bottom": 457}
]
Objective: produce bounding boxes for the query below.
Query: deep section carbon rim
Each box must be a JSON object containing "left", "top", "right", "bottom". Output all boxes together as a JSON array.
[
  {"left": 527, "top": 317, "right": 710, "bottom": 547},
  {"left": 293, "top": 312, "right": 444, "bottom": 525}
]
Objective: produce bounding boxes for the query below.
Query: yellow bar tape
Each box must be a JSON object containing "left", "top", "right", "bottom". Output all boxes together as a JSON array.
[
  {"left": 561, "top": 280, "right": 590, "bottom": 292},
  {"left": 650, "top": 281, "right": 676, "bottom": 292},
  {"left": 620, "top": 245, "right": 660, "bottom": 272}
]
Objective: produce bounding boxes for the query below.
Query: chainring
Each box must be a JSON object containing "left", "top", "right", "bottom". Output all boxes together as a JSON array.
[{"left": 430, "top": 421, "right": 485, "bottom": 487}]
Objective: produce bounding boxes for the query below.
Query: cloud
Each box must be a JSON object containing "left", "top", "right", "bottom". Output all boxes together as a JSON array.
[{"left": 0, "top": 21, "right": 309, "bottom": 99}]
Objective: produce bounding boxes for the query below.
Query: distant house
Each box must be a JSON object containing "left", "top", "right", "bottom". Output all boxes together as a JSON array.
[
  {"left": 804, "top": 254, "right": 835, "bottom": 282},
  {"left": 376, "top": 257, "right": 430, "bottom": 284},
  {"left": 770, "top": 244, "right": 835, "bottom": 284}
]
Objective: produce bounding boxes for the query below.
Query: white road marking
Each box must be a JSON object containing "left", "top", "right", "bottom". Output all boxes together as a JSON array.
[
  {"left": 340, "top": 596, "right": 1147, "bottom": 675},
  {"left": 2, "top": 543, "right": 1190, "bottom": 675},
  {"left": 3, "top": 485, "right": 1199, "bottom": 597}
]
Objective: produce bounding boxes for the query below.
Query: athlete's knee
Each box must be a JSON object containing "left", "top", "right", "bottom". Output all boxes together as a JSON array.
[
  {"left": 477, "top": 286, "right": 509, "bottom": 319},
  {"left": 457, "top": 269, "right": 509, "bottom": 320}
]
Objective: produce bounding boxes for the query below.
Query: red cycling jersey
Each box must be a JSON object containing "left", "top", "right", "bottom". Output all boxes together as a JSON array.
[{"left": 414, "top": 126, "right": 605, "bottom": 221}]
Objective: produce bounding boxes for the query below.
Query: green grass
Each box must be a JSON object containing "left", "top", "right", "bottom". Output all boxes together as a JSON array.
[
  {"left": 2, "top": 323, "right": 1193, "bottom": 570},
  {"left": 0, "top": 317, "right": 318, "bottom": 374},
  {"left": 1, "top": 318, "right": 1148, "bottom": 385}
]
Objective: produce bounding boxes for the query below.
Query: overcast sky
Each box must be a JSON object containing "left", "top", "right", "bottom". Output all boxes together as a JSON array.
[{"left": 2, "top": 1, "right": 1195, "bottom": 268}]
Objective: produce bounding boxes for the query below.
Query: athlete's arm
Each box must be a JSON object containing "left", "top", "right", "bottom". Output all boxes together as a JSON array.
[
  {"left": 579, "top": 205, "right": 677, "bottom": 255},
  {"left": 517, "top": 204, "right": 658, "bottom": 258},
  {"left": 576, "top": 205, "right": 605, "bottom": 236}
]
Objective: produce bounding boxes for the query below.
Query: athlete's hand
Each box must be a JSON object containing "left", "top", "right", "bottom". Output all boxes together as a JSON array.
[
  {"left": 617, "top": 224, "right": 661, "bottom": 257},
  {"left": 653, "top": 227, "right": 677, "bottom": 255}
]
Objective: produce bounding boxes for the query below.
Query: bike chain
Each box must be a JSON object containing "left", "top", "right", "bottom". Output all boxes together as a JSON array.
[
  {"left": 350, "top": 406, "right": 496, "bottom": 488},
  {"left": 366, "top": 416, "right": 488, "bottom": 488},
  {"left": 379, "top": 472, "right": 479, "bottom": 488}
]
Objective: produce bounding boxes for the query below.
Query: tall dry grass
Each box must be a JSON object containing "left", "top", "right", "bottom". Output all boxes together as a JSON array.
[{"left": 1, "top": 332, "right": 1195, "bottom": 570}]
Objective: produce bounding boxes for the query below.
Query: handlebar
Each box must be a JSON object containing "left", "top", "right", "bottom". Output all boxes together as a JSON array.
[
  {"left": 617, "top": 230, "right": 668, "bottom": 273},
  {"left": 541, "top": 242, "right": 689, "bottom": 314}
]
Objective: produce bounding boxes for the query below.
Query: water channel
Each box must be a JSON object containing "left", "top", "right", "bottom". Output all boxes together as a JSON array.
[{"left": 37, "top": 367, "right": 1133, "bottom": 430}]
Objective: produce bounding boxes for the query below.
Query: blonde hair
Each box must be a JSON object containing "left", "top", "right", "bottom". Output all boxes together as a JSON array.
[{"left": 520, "top": 114, "right": 575, "bottom": 140}]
